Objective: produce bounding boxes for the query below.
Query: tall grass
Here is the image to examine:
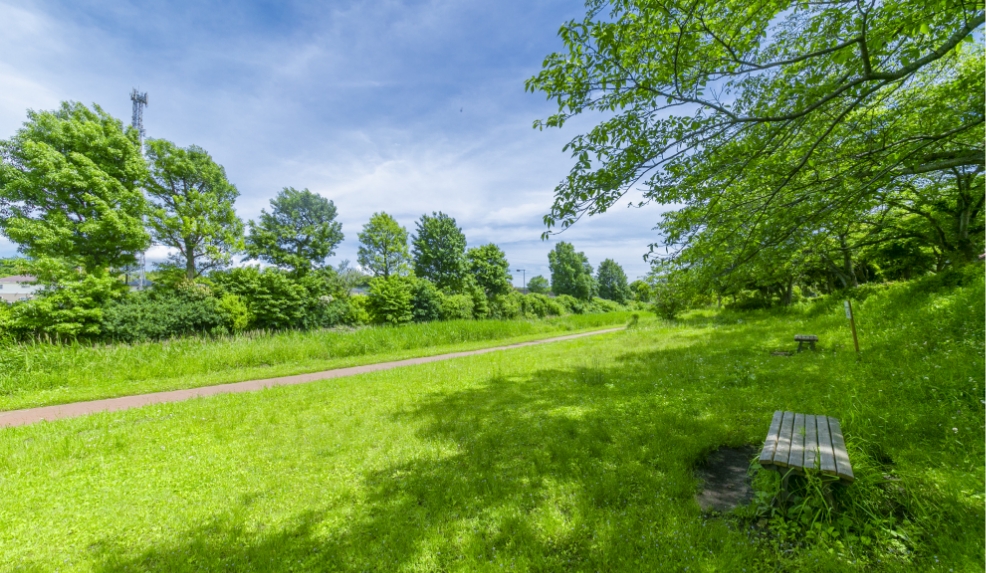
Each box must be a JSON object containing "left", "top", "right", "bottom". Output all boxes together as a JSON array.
[{"left": 0, "top": 312, "right": 637, "bottom": 410}]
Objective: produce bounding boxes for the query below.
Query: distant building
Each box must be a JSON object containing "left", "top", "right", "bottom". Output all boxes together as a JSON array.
[{"left": 0, "top": 275, "right": 42, "bottom": 304}]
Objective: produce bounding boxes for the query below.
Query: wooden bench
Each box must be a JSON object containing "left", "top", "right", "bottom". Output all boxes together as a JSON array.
[
  {"left": 794, "top": 334, "right": 818, "bottom": 352},
  {"left": 759, "top": 411, "right": 854, "bottom": 482}
]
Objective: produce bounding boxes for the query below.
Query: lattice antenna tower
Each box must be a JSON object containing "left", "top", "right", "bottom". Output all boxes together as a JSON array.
[
  {"left": 130, "top": 89, "right": 148, "bottom": 147},
  {"left": 131, "top": 89, "right": 149, "bottom": 289}
]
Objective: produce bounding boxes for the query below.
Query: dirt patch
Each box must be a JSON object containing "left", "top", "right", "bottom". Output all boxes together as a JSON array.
[
  {"left": 695, "top": 445, "right": 759, "bottom": 512},
  {"left": 770, "top": 350, "right": 793, "bottom": 356}
]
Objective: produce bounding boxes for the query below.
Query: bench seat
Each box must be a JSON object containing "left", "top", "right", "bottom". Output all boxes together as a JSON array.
[{"left": 759, "top": 410, "right": 854, "bottom": 482}]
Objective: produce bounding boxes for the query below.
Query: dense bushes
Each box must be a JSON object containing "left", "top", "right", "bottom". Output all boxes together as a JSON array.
[{"left": 0, "top": 265, "right": 634, "bottom": 344}]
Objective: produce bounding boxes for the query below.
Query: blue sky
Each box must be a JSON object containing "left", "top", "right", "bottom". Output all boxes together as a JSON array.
[{"left": 0, "top": 0, "right": 665, "bottom": 283}]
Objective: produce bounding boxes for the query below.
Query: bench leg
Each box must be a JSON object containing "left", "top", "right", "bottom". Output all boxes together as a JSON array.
[
  {"left": 809, "top": 341, "right": 816, "bottom": 351},
  {"left": 797, "top": 341, "right": 804, "bottom": 353}
]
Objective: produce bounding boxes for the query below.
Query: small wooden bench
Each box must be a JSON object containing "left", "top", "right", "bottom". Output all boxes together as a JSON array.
[
  {"left": 794, "top": 334, "right": 818, "bottom": 352},
  {"left": 759, "top": 411, "right": 854, "bottom": 482}
]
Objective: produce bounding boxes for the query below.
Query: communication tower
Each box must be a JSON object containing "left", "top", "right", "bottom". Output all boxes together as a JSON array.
[{"left": 131, "top": 89, "right": 149, "bottom": 289}]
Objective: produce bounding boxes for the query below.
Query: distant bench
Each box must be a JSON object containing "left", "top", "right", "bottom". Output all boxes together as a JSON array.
[
  {"left": 794, "top": 334, "right": 818, "bottom": 352},
  {"left": 759, "top": 410, "right": 854, "bottom": 482}
]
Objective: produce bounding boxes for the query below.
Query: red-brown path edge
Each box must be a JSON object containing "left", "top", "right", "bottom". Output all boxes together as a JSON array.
[{"left": 0, "top": 327, "right": 624, "bottom": 428}]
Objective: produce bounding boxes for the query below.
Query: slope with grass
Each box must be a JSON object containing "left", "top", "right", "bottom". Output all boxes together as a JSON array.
[
  {"left": 0, "top": 274, "right": 981, "bottom": 571},
  {"left": 0, "top": 312, "right": 639, "bottom": 411}
]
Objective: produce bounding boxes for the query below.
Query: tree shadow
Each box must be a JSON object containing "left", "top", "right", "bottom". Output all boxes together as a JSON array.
[{"left": 85, "top": 338, "right": 776, "bottom": 571}]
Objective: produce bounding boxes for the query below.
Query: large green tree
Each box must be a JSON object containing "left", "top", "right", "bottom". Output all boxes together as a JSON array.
[
  {"left": 357, "top": 212, "right": 410, "bottom": 277},
  {"left": 412, "top": 212, "right": 467, "bottom": 292},
  {"left": 466, "top": 243, "right": 512, "bottom": 298},
  {"left": 548, "top": 242, "right": 596, "bottom": 301},
  {"left": 596, "top": 258, "right": 630, "bottom": 304},
  {"left": 528, "top": 1, "right": 984, "bottom": 271},
  {"left": 0, "top": 102, "right": 149, "bottom": 271},
  {"left": 246, "top": 187, "right": 343, "bottom": 277},
  {"left": 145, "top": 139, "right": 244, "bottom": 279}
]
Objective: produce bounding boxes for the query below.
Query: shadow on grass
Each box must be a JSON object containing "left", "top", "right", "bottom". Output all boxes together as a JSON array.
[{"left": 83, "top": 324, "right": 891, "bottom": 571}]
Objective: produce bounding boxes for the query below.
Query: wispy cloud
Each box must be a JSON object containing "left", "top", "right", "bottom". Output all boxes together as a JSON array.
[{"left": 0, "top": 0, "right": 668, "bottom": 282}]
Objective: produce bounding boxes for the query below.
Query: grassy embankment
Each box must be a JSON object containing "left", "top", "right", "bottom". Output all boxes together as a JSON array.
[
  {"left": 0, "top": 274, "right": 981, "bottom": 571},
  {"left": 0, "top": 312, "right": 639, "bottom": 411}
]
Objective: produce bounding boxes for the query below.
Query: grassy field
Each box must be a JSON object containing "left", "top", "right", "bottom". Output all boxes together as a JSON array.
[
  {"left": 0, "top": 275, "right": 982, "bottom": 571},
  {"left": 0, "top": 312, "right": 638, "bottom": 411}
]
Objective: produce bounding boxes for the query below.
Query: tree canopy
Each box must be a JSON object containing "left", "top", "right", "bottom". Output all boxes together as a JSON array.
[
  {"left": 0, "top": 102, "right": 149, "bottom": 271},
  {"left": 246, "top": 187, "right": 343, "bottom": 276},
  {"left": 466, "top": 243, "right": 512, "bottom": 298},
  {"left": 145, "top": 139, "right": 244, "bottom": 279},
  {"left": 548, "top": 242, "right": 597, "bottom": 301},
  {"left": 412, "top": 212, "right": 468, "bottom": 292},
  {"left": 357, "top": 212, "right": 410, "bottom": 278},
  {"left": 596, "top": 258, "right": 630, "bottom": 304},
  {"left": 528, "top": 0, "right": 985, "bottom": 280},
  {"left": 526, "top": 275, "right": 550, "bottom": 294}
]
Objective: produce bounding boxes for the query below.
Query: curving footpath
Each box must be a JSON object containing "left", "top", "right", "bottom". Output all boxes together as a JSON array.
[{"left": 0, "top": 327, "right": 624, "bottom": 428}]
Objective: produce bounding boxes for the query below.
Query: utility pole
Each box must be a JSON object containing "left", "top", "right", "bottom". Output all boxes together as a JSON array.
[
  {"left": 515, "top": 268, "right": 526, "bottom": 291},
  {"left": 131, "top": 89, "right": 148, "bottom": 290}
]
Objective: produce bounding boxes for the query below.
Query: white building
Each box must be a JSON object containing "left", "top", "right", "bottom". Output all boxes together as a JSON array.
[{"left": 0, "top": 275, "right": 42, "bottom": 304}]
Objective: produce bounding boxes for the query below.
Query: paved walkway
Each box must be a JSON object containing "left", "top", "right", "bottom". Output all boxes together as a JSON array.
[{"left": 0, "top": 327, "right": 624, "bottom": 428}]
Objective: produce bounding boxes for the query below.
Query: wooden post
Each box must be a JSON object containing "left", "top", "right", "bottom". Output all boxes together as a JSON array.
[{"left": 844, "top": 300, "right": 860, "bottom": 355}]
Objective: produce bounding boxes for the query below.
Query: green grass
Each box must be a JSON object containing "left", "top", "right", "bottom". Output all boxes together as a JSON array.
[
  {"left": 0, "top": 312, "right": 639, "bottom": 411},
  {"left": 0, "top": 276, "right": 982, "bottom": 571}
]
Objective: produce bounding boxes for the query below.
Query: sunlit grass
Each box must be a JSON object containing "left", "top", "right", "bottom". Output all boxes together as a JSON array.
[
  {"left": 0, "top": 277, "right": 981, "bottom": 571},
  {"left": 0, "top": 312, "right": 639, "bottom": 411}
]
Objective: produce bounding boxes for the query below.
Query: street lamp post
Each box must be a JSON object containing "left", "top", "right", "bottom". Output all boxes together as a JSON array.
[{"left": 515, "top": 269, "right": 526, "bottom": 291}]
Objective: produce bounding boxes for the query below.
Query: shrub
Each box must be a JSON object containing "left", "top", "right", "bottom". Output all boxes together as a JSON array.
[
  {"left": 211, "top": 267, "right": 308, "bottom": 330},
  {"left": 409, "top": 278, "right": 442, "bottom": 322},
  {"left": 7, "top": 271, "right": 122, "bottom": 340},
  {"left": 489, "top": 291, "right": 523, "bottom": 320},
  {"left": 587, "top": 297, "right": 624, "bottom": 313},
  {"left": 343, "top": 294, "right": 371, "bottom": 325},
  {"left": 367, "top": 275, "right": 413, "bottom": 325},
  {"left": 467, "top": 282, "right": 489, "bottom": 319},
  {"left": 217, "top": 293, "right": 250, "bottom": 333},
  {"left": 101, "top": 287, "right": 227, "bottom": 343},
  {"left": 520, "top": 293, "right": 563, "bottom": 318},
  {"left": 554, "top": 294, "right": 585, "bottom": 314},
  {"left": 440, "top": 293, "right": 474, "bottom": 321}
]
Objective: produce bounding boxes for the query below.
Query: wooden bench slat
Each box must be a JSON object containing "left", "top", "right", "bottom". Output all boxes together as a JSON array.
[
  {"left": 803, "top": 415, "right": 819, "bottom": 470},
  {"left": 816, "top": 416, "right": 837, "bottom": 475},
  {"left": 828, "top": 416, "right": 855, "bottom": 482},
  {"left": 759, "top": 411, "right": 784, "bottom": 465},
  {"left": 787, "top": 413, "right": 806, "bottom": 467},
  {"left": 773, "top": 411, "right": 795, "bottom": 467}
]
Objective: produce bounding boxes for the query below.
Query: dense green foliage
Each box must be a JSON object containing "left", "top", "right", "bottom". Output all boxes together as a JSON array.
[
  {"left": 412, "top": 212, "right": 468, "bottom": 292},
  {"left": 366, "top": 274, "right": 414, "bottom": 325},
  {"left": 0, "top": 275, "right": 979, "bottom": 571},
  {"left": 100, "top": 286, "right": 231, "bottom": 343},
  {"left": 526, "top": 274, "right": 549, "bottom": 294},
  {"left": 548, "top": 241, "right": 596, "bottom": 300},
  {"left": 528, "top": 0, "right": 984, "bottom": 300},
  {"left": 144, "top": 139, "right": 244, "bottom": 279},
  {"left": 466, "top": 243, "right": 512, "bottom": 298},
  {"left": 357, "top": 212, "right": 410, "bottom": 278},
  {"left": 596, "top": 258, "right": 630, "bottom": 304},
  {"left": 245, "top": 187, "right": 344, "bottom": 276},
  {"left": 0, "top": 102, "right": 149, "bottom": 271}
]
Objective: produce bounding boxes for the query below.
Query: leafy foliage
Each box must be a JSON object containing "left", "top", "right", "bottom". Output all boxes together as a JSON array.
[
  {"left": 357, "top": 212, "right": 410, "bottom": 278},
  {"left": 526, "top": 275, "right": 550, "bottom": 294},
  {"left": 409, "top": 277, "right": 442, "bottom": 323},
  {"left": 596, "top": 259, "right": 630, "bottom": 304},
  {"left": 366, "top": 275, "right": 413, "bottom": 325},
  {"left": 412, "top": 212, "right": 467, "bottom": 292},
  {"left": 439, "top": 293, "right": 474, "bottom": 321},
  {"left": 527, "top": 0, "right": 984, "bottom": 279},
  {"left": 145, "top": 139, "right": 244, "bottom": 279},
  {"left": 6, "top": 267, "right": 123, "bottom": 339},
  {"left": 0, "top": 102, "right": 148, "bottom": 271},
  {"left": 246, "top": 187, "right": 343, "bottom": 276},
  {"left": 548, "top": 242, "right": 596, "bottom": 301},
  {"left": 100, "top": 286, "right": 229, "bottom": 343},
  {"left": 466, "top": 244, "right": 512, "bottom": 298}
]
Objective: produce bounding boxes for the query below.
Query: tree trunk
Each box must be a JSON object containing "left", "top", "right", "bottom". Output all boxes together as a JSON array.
[{"left": 185, "top": 239, "right": 196, "bottom": 280}]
